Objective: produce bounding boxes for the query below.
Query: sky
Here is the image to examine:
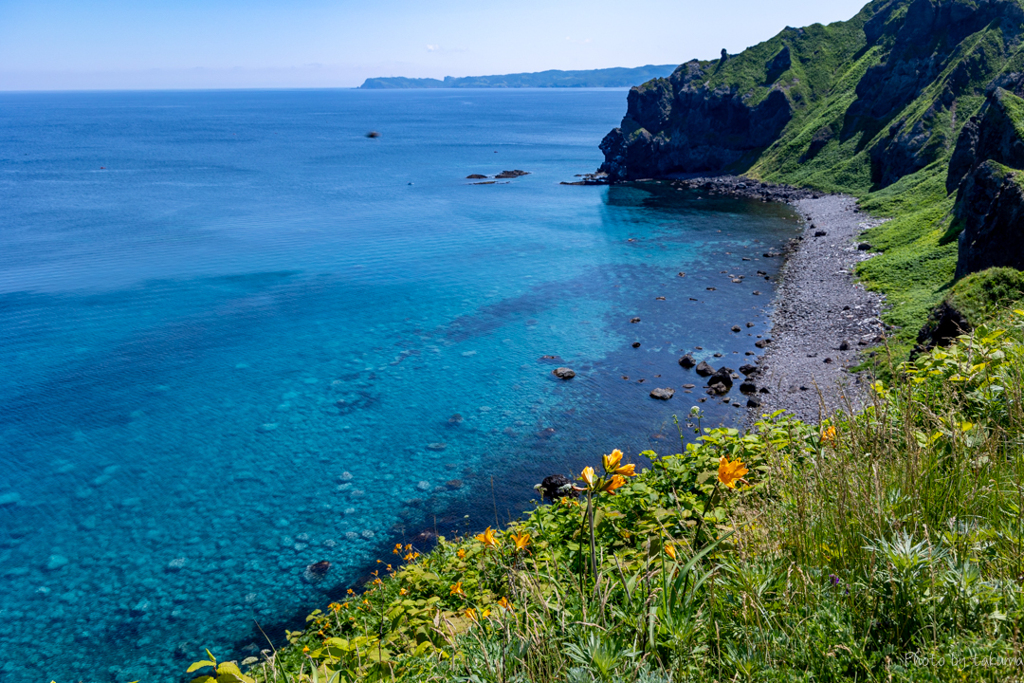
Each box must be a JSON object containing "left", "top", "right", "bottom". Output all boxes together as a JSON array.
[{"left": 0, "top": 0, "right": 871, "bottom": 90}]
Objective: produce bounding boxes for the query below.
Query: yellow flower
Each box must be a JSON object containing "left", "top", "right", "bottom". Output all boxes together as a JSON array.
[
  {"left": 603, "top": 474, "right": 626, "bottom": 494},
  {"left": 664, "top": 543, "right": 676, "bottom": 560},
  {"left": 580, "top": 466, "right": 596, "bottom": 488},
  {"left": 457, "top": 548, "right": 466, "bottom": 558},
  {"left": 821, "top": 425, "right": 836, "bottom": 444},
  {"left": 465, "top": 607, "right": 477, "bottom": 622},
  {"left": 481, "top": 608, "right": 492, "bottom": 619},
  {"left": 450, "top": 581, "right": 466, "bottom": 597},
  {"left": 393, "top": 543, "right": 402, "bottom": 555},
  {"left": 602, "top": 449, "right": 623, "bottom": 473},
  {"left": 718, "top": 456, "right": 749, "bottom": 489},
  {"left": 497, "top": 596, "right": 513, "bottom": 612},
  {"left": 510, "top": 529, "right": 531, "bottom": 552},
  {"left": 613, "top": 462, "right": 637, "bottom": 477},
  {"left": 302, "top": 646, "right": 310, "bottom": 653},
  {"left": 399, "top": 588, "right": 407, "bottom": 596},
  {"left": 476, "top": 526, "right": 499, "bottom": 548}
]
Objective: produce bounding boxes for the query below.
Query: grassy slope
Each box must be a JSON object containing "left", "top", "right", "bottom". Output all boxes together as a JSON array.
[{"left": 667, "top": 1, "right": 1024, "bottom": 357}]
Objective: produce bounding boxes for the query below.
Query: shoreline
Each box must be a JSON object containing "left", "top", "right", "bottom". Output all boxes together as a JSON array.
[
  {"left": 640, "top": 176, "right": 889, "bottom": 423},
  {"left": 752, "top": 195, "right": 887, "bottom": 422}
]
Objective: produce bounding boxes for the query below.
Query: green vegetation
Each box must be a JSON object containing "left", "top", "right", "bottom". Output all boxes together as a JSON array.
[
  {"left": 190, "top": 318, "right": 1024, "bottom": 682},
  {"left": 358, "top": 65, "right": 678, "bottom": 89}
]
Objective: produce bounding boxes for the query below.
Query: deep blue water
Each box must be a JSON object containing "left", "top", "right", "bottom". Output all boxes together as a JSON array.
[{"left": 0, "top": 89, "right": 800, "bottom": 682}]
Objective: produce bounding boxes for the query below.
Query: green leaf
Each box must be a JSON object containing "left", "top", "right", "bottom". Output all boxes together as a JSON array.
[{"left": 187, "top": 661, "right": 217, "bottom": 674}]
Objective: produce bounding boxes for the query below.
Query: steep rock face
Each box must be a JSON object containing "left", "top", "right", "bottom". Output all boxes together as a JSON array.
[
  {"left": 600, "top": 0, "right": 1024, "bottom": 187},
  {"left": 948, "top": 85, "right": 1024, "bottom": 277}
]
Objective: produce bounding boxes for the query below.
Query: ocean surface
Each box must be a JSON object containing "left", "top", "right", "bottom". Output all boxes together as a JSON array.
[{"left": 0, "top": 88, "right": 801, "bottom": 682}]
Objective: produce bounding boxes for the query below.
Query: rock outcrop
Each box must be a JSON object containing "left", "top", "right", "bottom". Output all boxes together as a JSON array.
[
  {"left": 947, "top": 85, "right": 1024, "bottom": 278},
  {"left": 599, "top": 0, "right": 1024, "bottom": 192}
]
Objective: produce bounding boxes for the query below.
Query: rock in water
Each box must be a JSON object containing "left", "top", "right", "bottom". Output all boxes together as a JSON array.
[
  {"left": 708, "top": 367, "right": 734, "bottom": 388},
  {"left": 650, "top": 387, "right": 675, "bottom": 400},
  {"left": 695, "top": 361, "right": 715, "bottom": 377},
  {"left": 678, "top": 354, "right": 696, "bottom": 369},
  {"left": 739, "top": 364, "right": 758, "bottom": 376},
  {"left": 538, "top": 474, "right": 577, "bottom": 500},
  {"left": 552, "top": 367, "right": 576, "bottom": 380},
  {"left": 495, "top": 170, "right": 529, "bottom": 179},
  {"left": 303, "top": 560, "right": 331, "bottom": 584}
]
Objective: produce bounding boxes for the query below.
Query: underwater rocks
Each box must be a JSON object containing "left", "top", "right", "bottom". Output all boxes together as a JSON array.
[
  {"left": 494, "top": 169, "right": 530, "bottom": 179},
  {"left": 552, "top": 367, "right": 576, "bottom": 380}
]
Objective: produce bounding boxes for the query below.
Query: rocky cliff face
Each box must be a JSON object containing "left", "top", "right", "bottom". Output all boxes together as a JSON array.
[
  {"left": 600, "top": 0, "right": 1024, "bottom": 192},
  {"left": 947, "top": 84, "right": 1024, "bottom": 277}
]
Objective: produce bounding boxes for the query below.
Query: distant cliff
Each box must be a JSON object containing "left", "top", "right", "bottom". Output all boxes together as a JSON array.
[
  {"left": 600, "top": 0, "right": 1024, "bottom": 284},
  {"left": 359, "top": 65, "right": 677, "bottom": 89}
]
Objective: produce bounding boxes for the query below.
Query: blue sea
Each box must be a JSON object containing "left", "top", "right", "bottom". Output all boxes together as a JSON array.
[{"left": 0, "top": 88, "right": 800, "bottom": 682}]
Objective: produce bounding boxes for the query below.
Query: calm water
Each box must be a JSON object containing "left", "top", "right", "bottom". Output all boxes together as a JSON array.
[{"left": 0, "top": 89, "right": 800, "bottom": 682}]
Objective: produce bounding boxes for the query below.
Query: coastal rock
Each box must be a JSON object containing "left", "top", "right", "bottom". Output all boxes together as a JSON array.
[
  {"left": 707, "top": 368, "right": 734, "bottom": 390},
  {"left": 552, "top": 367, "right": 576, "bottom": 380},
  {"left": 678, "top": 354, "right": 696, "bottom": 369},
  {"left": 303, "top": 560, "right": 331, "bottom": 585},
  {"left": 739, "top": 364, "right": 758, "bottom": 376},
  {"left": 740, "top": 381, "right": 757, "bottom": 395},
  {"left": 695, "top": 361, "right": 715, "bottom": 376},
  {"left": 650, "top": 387, "right": 675, "bottom": 400},
  {"left": 466, "top": 174, "right": 488, "bottom": 179},
  {"left": 538, "top": 474, "right": 578, "bottom": 500},
  {"left": 495, "top": 170, "right": 529, "bottom": 179}
]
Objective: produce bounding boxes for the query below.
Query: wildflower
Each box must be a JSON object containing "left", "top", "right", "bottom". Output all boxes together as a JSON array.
[
  {"left": 302, "top": 646, "right": 310, "bottom": 654},
  {"left": 347, "top": 588, "right": 354, "bottom": 595},
  {"left": 457, "top": 548, "right": 466, "bottom": 558},
  {"left": 399, "top": 588, "right": 407, "bottom": 596},
  {"left": 510, "top": 529, "right": 531, "bottom": 552},
  {"left": 393, "top": 543, "right": 402, "bottom": 555},
  {"left": 405, "top": 543, "right": 413, "bottom": 551},
  {"left": 481, "top": 608, "right": 492, "bottom": 619},
  {"left": 717, "top": 455, "right": 749, "bottom": 489},
  {"left": 613, "top": 462, "right": 637, "bottom": 477},
  {"left": 664, "top": 543, "right": 677, "bottom": 561},
  {"left": 465, "top": 607, "right": 477, "bottom": 622},
  {"left": 602, "top": 449, "right": 624, "bottom": 473},
  {"left": 580, "top": 466, "right": 596, "bottom": 488},
  {"left": 476, "top": 526, "right": 499, "bottom": 548},
  {"left": 372, "top": 577, "right": 383, "bottom": 587},
  {"left": 821, "top": 425, "right": 836, "bottom": 444},
  {"left": 450, "top": 581, "right": 466, "bottom": 597},
  {"left": 497, "top": 596, "right": 513, "bottom": 612},
  {"left": 603, "top": 474, "right": 626, "bottom": 494},
  {"left": 404, "top": 552, "right": 419, "bottom": 561},
  {"left": 328, "top": 602, "right": 341, "bottom": 612}
]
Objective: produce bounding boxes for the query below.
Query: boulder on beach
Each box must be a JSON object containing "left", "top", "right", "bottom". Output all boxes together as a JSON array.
[
  {"left": 650, "top": 387, "right": 675, "bottom": 400},
  {"left": 552, "top": 367, "right": 576, "bottom": 380}
]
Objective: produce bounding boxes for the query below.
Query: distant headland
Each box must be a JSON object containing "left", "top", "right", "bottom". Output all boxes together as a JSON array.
[{"left": 358, "top": 64, "right": 676, "bottom": 89}]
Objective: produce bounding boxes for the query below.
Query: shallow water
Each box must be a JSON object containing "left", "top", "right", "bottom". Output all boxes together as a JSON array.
[{"left": 0, "top": 89, "right": 800, "bottom": 682}]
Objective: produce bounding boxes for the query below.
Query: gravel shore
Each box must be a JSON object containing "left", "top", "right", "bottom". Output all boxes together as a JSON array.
[{"left": 751, "top": 195, "right": 888, "bottom": 423}]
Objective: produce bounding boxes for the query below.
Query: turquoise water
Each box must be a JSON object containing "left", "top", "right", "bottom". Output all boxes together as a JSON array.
[{"left": 0, "top": 89, "right": 800, "bottom": 682}]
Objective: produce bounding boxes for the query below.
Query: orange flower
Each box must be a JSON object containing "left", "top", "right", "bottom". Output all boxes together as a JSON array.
[
  {"left": 580, "top": 466, "right": 596, "bottom": 488},
  {"left": 821, "top": 425, "right": 837, "bottom": 444},
  {"left": 457, "top": 548, "right": 466, "bottom": 558},
  {"left": 717, "top": 456, "right": 749, "bottom": 489},
  {"left": 510, "top": 529, "right": 531, "bottom": 552},
  {"left": 465, "top": 607, "right": 477, "bottom": 622},
  {"left": 497, "top": 596, "right": 513, "bottom": 612},
  {"left": 475, "top": 526, "right": 499, "bottom": 548},
  {"left": 613, "top": 462, "right": 636, "bottom": 477},
  {"left": 450, "top": 581, "right": 466, "bottom": 597},
  {"left": 603, "top": 474, "right": 626, "bottom": 494},
  {"left": 602, "top": 449, "right": 624, "bottom": 473},
  {"left": 664, "top": 543, "right": 677, "bottom": 560}
]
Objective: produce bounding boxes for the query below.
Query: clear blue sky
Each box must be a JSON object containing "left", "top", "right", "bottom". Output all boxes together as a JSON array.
[{"left": 0, "top": 0, "right": 870, "bottom": 90}]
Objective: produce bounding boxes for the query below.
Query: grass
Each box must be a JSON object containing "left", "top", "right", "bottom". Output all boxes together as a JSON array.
[{"left": 190, "top": 317, "right": 1024, "bottom": 683}]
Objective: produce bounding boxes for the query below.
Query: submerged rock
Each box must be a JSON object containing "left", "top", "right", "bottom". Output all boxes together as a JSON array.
[
  {"left": 552, "top": 367, "right": 576, "bottom": 380},
  {"left": 303, "top": 560, "right": 331, "bottom": 585}
]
